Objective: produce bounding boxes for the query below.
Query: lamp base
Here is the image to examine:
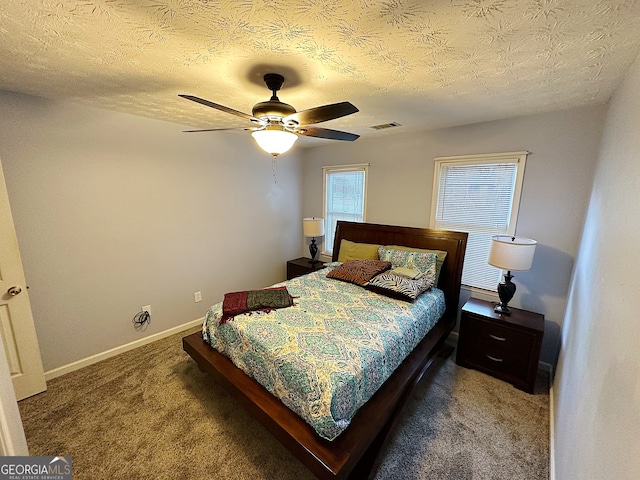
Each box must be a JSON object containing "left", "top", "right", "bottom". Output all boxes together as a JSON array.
[
  {"left": 494, "top": 303, "right": 512, "bottom": 315},
  {"left": 495, "top": 272, "right": 516, "bottom": 316},
  {"left": 308, "top": 237, "right": 319, "bottom": 263}
]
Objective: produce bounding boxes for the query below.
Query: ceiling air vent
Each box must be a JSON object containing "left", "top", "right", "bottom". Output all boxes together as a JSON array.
[{"left": 370, "top": 122, "right": 402, "bottom": 130}]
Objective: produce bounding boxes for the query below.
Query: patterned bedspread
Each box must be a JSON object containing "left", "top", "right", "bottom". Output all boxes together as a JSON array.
[{"left": 202, "top": 264, "right": 446, "bottom": 441}]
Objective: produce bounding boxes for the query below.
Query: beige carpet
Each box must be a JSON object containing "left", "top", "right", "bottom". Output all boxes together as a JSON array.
[{"left": 18, "top": 327, "right": 549, "bottom": 479}]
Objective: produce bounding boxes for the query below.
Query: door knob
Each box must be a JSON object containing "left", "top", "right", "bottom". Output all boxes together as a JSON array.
[{"left": 7, "top": 286, "right": 22, "bottom": 296}]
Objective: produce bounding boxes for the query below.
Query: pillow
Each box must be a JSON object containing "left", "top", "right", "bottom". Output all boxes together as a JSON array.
[
  {"left": 323, "top": 261, "right": 343, "bottom": 269},
  {"left": 337, "top": 239, "right": 381, "bottom": 262},
  {"left": 366, "top": 264, "right": 436, "bottom": 301},
  {"left": 326, "top": 259, "right": 391, "bottom": 286},
  {"left": 378, "top": 247, "right": 438, "bottom": 275},
  {"left": 383, "top": 245, "right": 447, "bottom": 284},
  {"left": 389, "top": 267, "right": 423, "bottom": 279}
]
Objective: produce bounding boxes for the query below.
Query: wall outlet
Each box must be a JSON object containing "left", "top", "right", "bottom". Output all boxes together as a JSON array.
[
  {"left": 142, "top": 305, "right": 151, "bottom": 314},
  {"left": 194, "top": 291, "right": 202, "bottom": 303}
]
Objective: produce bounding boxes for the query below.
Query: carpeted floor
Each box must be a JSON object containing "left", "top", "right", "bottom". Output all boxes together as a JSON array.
[{"left": 18, "top": 327, "right": 549, "bottom": 479}]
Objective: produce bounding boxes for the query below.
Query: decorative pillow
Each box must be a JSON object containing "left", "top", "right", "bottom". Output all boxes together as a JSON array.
[
  {"left": 337, "top": 239, "right": 381, "bottom": 262},
  {"left": 323, "top": 261, "right": 343, "bottom": 269},
  {"left": 378, "top": 247, "right": 439, "bottom": 277},
  {"left": 366, "top": 265, "right": 436, "bottom": 301},
  {"left": 326, "top": 259, "right": 391, "bottom": 286},
  {"left": 389, "top": 267, "right": 423, "bottom": 279},
  {"left": 384, "top": 245, "right": 447, "bottom": 284}
]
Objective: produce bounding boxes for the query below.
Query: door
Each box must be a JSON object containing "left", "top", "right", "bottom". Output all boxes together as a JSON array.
[
  {"left": 0, "top": 336, "right": 29, "bottom": 455},
  {"left": 0, "top": 157, "right": 46, "bottom": 400}
]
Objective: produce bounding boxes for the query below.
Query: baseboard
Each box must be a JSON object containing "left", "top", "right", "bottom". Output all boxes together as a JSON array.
[
  {"left": 549, "top": 382, "right": 556, "bottom": 480},
  {"left": 539, "top": 360, "right": 554, "bottom": 378},
  {"left": 540, "top": 358, "right": 554, "bottom": 480},
  {"left": 44, "top": 318, "right": 204, "bottom": 381}
]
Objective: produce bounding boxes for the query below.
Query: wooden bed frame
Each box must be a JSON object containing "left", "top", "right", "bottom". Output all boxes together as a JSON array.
[{"left": 183, "top": 221, "right": 467, "bottom": 480}]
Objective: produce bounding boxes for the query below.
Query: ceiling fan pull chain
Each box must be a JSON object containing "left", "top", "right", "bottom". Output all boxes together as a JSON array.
[{"left": 272, "top": 155, "right": 278, "bottom": 184}]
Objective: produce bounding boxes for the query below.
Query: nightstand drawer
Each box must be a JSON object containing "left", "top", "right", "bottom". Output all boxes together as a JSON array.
[
  {"left": 462, "top": 315, "right": 534, "bottom": 353},
  {"left": 458, "top": 341, "right": 529, "bottom": 380},
  {"left": 456, "top": 297, "right": 544, "bottom": 393}
]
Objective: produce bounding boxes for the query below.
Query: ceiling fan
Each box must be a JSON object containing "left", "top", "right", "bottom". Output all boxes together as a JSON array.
[{"left": 179, "top": 73, "right": 360, "bottom": 156}]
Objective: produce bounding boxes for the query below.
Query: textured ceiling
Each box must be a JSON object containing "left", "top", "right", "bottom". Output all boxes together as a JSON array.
[{"left": 1, "top": 0, "right": 639, "bottom": 145}]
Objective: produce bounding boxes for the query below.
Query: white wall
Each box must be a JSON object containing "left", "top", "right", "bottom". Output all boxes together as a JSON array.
[
  {"left": 553, "top": 54, "right": 640, "bottom": 479},
  {"left": 301, "top": 105, "right": 607, "bottom": 365},
  {"left": 0, "top": 91, "right": 302, "bottom": 372}
]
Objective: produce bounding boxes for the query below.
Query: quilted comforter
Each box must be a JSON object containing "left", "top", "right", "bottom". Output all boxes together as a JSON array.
[{"left": 202, "top": 264, "right": 446, "bottom": 441}]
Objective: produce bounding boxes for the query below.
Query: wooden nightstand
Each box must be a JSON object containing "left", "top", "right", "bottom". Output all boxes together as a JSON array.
[
  {"left": 456, "top": 297, "right": 544, "bottom": 393},
  {"left": 286, "top": 257, "right": 326, "bottom": 280}
]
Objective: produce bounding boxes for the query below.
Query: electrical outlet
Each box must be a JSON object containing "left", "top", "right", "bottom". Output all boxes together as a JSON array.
[
  {"left": 194, "top": 291, "right": 202, "bottom": 303},
  {"left": 142, "top": 305, "right": 151, "bottom": 314}
]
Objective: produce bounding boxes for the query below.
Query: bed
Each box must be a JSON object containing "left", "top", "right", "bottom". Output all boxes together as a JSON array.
[{"left": 183, "top": 221, "right": 467, "bottom": 480}]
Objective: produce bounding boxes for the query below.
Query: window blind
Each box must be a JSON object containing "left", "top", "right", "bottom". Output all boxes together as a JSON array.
[
  {"left": 433, "top": 159, "right": 523, "bottom": 291},
  {"left": 324, "top": 166, "right": 367, "bottom": 254}
]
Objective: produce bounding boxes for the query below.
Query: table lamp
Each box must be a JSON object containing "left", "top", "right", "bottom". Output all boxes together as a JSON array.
[
  {"left": 303, "top": 217, "right": 325, "bottom": 264},
  {"left": 488, "top": 235, "right": 537, "bottom": 315}
]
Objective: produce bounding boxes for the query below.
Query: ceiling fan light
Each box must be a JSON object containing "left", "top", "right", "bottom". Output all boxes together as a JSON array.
[{"left": 251, "top": 128, "right": 298, "bottom": 156}]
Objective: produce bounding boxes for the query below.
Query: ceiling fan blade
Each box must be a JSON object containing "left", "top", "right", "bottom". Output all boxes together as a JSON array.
[
  {"left": 284, "top": 102, "right": 359, "bottom": 126},
  {"left": 298, "top": 127, "right": 360, "bottom": 141},
  {"left": 179, "top": 95, "right": 259, "bottom": 122},
  {"left": 182, "top": 127, "right": 259, "bottom": 133},
  {"left": 182, "top": 127, "right": 256, "bottom": 133}
]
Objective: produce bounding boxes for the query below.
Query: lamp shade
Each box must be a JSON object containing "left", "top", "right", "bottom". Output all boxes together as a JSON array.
[
  {"left": 488, "top": 236, "right": 537, "bottom": 271},
  {"left": 303, "top": 217, "right": 325, "bottom": 237},
  {"left": 251, "top": 126, "right": 298, "bottom": 156}
]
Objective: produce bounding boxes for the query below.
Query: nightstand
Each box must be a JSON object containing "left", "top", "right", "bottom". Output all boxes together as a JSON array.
[
  {"left": 286, "top": 257, "right": 326, "bottom": 280},
  {"left": 456, "top": 297, "right": 544, "bottom": 393}
]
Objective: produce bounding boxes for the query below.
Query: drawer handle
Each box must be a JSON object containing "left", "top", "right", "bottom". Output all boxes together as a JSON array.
[
  {"left": 489, "top": 334, "right": 507, "bottom": 342},
  {"left": 486, "top": 354, "right": 503, "bottom": 363}
]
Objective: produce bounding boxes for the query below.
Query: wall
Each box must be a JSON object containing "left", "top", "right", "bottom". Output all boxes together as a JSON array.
[
  {"left": 0, "top": 91, "right": 302, "bottom": 372},
  {"left": 553, "top": 54, "right": 640, "bottom": 479},
  {"left": 301, "top": 105, "right": 607, "bottom": 365}
]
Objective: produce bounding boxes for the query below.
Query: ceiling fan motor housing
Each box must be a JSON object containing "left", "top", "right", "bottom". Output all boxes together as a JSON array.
[
  {"left": 252, "top": 73, "right": 296, "bottom": 120},
  {"left": 252, "top": 100, "right": 296, "bottom": 119}
]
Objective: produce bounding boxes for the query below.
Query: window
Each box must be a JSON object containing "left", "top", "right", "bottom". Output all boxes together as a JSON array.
[
  {"left": 430, "top": 152, "right": 528, "bottom": 291},
  {"left": 323, "top": 164, "right": 368, "bottom": 255}
]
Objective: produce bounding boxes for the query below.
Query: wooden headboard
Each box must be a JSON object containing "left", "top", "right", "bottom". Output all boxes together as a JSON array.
[{"left": 332, "top": 221, "right": 468, "bottom": 321}]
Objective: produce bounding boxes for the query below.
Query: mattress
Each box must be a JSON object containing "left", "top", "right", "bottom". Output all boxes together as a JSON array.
[{"left": 202, "top": 264, "right": 446, "bottom": 441}]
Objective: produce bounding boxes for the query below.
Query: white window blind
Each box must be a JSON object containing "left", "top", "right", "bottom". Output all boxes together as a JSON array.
[
  {"left": 431, "top": 152, "right": 527, "bottom": 291},
  {"left": 323, "top": 164, "right": 368, "bottom": 254}
]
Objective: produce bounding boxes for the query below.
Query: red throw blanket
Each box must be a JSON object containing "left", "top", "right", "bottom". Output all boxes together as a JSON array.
[{"left": 220, "top": 286, "right": 295, "bottom": 324}]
